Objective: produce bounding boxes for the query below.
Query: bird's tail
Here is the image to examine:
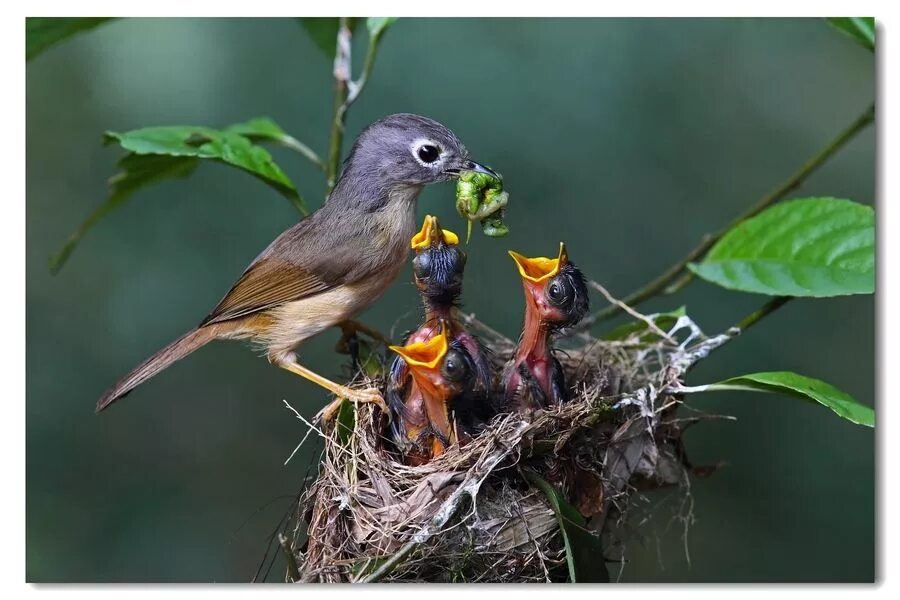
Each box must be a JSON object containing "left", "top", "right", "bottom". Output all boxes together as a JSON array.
[{"left": 96, "top": 326, "right": 220, "bottom": 413}]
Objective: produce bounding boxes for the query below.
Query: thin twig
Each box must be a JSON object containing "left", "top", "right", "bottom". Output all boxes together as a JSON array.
[
  {"left": 574, "top": 104, "right": 875, "bottom": 332},
  {"left": 587, "top": 280, "right": 676, "bottom": 344}
]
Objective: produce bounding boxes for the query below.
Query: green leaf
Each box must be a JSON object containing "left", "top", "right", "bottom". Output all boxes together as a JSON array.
[
  {"left": 523, "top": 470, "right": 609, "bottom": 583},
  {"left": 297, "top": 18, "right": 358, "bottom": 58},
  {"left": 26, "top": 17, "right": 116, "bottom": 60},
  {"left": 51, "top": 124, "right": 305, "bottom": 273},
  {"left": 104, "top": 127, "right": 299, "bottom": 199},
  {"left": 103, "top": 126, "right": 304, "bottom": 213},
  {"left": 224, "top": 117, "right": 291, "bottom": 143},
  {"left": 700, "top": 371, "right": 874, "bottom": 427},
  {"left": 225, "top": 117, "right": 322, "bottom": 172},
  {"left": 826, "top": 17, "right": 875, "bottom": 51},
  {"left": 335, "top": 398, "right": 356, "bottom": 447},
  {"left": 689, "top": 197, "right": 874, "bottom": 297},
  {"left": 603, "top": 306, "right": 686, "bottom": 342},
  {"left": 50, "top": 154, "right": 199, "bottom": 273},
  {"left": 366, "top": 17, "right": 399, "bottom": 40}
]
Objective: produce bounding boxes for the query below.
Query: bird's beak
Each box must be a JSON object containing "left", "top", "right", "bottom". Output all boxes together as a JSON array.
[
  {"left": 444, "top": 160, "right": 501, "bottom": 179},
  {"left": 508, "top": 242, "right": 568, "bottom": 284},
  {"left": 389, "top": 324, "right": 449, "bottom": 378},
  {"left": 389, "top": 324, "right": 455, "bottom": 446},
  {"left": 465, "top": 160, "right": 500, "bottom": 178},
  {"left": 411, "top": 215, "right": 459, "bottom": 250}
]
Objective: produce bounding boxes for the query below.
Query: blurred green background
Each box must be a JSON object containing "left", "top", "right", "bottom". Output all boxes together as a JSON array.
[{"left": 26, "top": 18, "right": 874, "bottom": 583}]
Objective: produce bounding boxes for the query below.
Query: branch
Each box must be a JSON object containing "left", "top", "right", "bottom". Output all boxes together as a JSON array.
[
  {"left": 574, "top": 103, "right": 875, "bottom": 332},
  {"left": 675, "top": 296, "right": 793, "bottom": 376},
  {"left": 325, "top": 17, "right": 352, "bottom": 192},
  {"left": 733, "top": 296, "right": 792, "bottom": 332},
  {"left": 325, "top": 18, "right": 392, "bottom": 193}
]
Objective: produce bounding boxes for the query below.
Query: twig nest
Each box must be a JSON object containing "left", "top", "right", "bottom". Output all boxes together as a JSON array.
[{"left": 289, "top": 310, "right": 731, "bottom": 583}]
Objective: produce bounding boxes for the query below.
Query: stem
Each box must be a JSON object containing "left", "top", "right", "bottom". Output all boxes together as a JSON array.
[
  {"left": 325, "top": 20, "right": 390, "bottom": 194},
  {"left": 278, "top": 533, "right": 301, "bottom": 582},
  {"left": 325, "top": 17, "right": 352, "bottom": 192},
  {"left": 281, "top": 134, "right": 325, "bottom": 172},
  {"left": 733, "top": 296, "right": 791, "bottom": 332},
  {"left": 574, "top": 103, "right": 875, "bottom": 332}
]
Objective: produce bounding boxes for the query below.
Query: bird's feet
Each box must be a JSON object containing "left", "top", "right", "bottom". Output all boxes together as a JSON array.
[{"left": 316, "top": 386, "right": 387, "bottom": 423}]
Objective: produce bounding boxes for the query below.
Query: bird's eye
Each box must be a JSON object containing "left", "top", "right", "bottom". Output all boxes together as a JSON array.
[
  {"left": 417, "top": 144, "right": 441, "bottom": 164},
  {"left": 441, "top": 350, "right": 469, "bottom": 383},
  {"left": 547, "top": 277, "right": 572, "bottom": 307},
  {"left": 413, "top": 253, "right": 432, "bottom": 278}
]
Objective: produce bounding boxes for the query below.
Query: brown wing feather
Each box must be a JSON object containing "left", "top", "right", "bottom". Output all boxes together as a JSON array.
[{"left": 200, "top": 259, "right": 332, "bottom": 325}]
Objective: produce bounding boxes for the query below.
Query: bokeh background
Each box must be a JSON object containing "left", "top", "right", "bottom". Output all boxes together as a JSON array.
[{"left": 26, "top": 18, "right": 875, "bottom": 583}]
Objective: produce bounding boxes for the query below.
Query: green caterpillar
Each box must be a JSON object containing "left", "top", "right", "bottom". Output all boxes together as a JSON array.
[{"left": 455, "top": 170, "right": 510, "bottom": 241}]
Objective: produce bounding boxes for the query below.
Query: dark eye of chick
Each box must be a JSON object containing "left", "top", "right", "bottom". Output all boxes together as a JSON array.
[
  {"left": 441, "top": 349, "right": 469, "bottom": 383},
  {"left": 412, "top": 253, "right": 432, "bottom": 278},
  {"left": 547, "top": 276, "right": 572, "bottom": 307},
  {"left": 417, "top": 144, "right": 440, "bottom": 164}
]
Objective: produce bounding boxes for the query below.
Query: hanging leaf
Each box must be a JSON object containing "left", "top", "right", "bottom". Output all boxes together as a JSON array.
[
  {"left": 523, "top": 470, "right": 609, "bottom": 583},
  {"left": 694, "top": 371, "right": 874, "bottom": 427},
  {"left": 689, "top": 197, "right": 874, "bottom": 297},
  {"left": 51, "top": 124, "right": 305, "bottom": 273},
  {"left": 603, "top": 307, "right": 687, "bottom": 342},
  {"left": 297, "top": 18, "right": 359, "bottom": 58},
  {"left": 26, "top": 17, "right": 116, "bottom": 61},
  {"left": 49, "top": 154, "right": 199, "bottom": 273},
  {"left": 826, "top": 17, "right": 875, "bottom": 51}
]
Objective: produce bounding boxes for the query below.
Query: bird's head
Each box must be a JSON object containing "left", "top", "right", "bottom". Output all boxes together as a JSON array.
[
  {"left": 411, "top": 215, "right": 467, "bottom": 304},
  {"left": 341, "top": 113, "right": 497, "bottom": 190},
  {"left": 508, "top": 243, "right": 590, "bottom": 330},
  {"left": 389, "top": 321, "right": 476, "bottom": 410}
]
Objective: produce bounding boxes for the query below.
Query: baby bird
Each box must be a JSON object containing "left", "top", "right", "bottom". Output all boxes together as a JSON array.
[
  {"left": 389, "top": 322, "right": 485, "bottom": 462},
  {"left": 386, "top": 216, "right": 491, "bottom": 463},
  {"left": 503, "top": 243, "right": 589, "bottom": 414}
]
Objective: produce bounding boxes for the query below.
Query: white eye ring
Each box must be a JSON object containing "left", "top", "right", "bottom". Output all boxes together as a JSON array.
[{"left": 411, "top": 139, "right": 444, "bottom": 167}]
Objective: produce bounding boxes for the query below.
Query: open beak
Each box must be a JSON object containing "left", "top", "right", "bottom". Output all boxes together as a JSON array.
[
  {"left": 508, "top": 242, "right": 568, "bottom": 284},
  {"left": 389, "top": 323, "right": 455, "bottom": 446},
  {"left": 444, "top": 160, "right": 501, "bottom": 179},
  {"left": 411, "top": 215, "right": 459, "bottom": 250}
]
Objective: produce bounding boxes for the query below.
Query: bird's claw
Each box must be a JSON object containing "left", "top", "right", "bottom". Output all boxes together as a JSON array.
[{"left": 316, "top": 387, "right": 387, "bottom": 424}]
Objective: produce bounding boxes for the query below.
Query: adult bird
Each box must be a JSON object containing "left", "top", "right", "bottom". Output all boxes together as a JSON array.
[
  {"left": 386, "top": 216, "right": 492, "bottom": 461},
  {"left": 503, "top": 243, "right": 589, "bottom": 413},
  {"left": 96, "top": 113, "right": 498, "bottom": 420}
]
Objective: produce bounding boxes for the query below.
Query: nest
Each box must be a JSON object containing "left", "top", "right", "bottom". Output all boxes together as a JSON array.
[{"left": 282, "top": 297, "right": 739, "bottom": 583}]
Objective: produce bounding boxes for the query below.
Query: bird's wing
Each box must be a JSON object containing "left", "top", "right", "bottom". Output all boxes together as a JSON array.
[
  {"left": 200, "top": 257, "right": 338, "bottom": 326},
  {"left": 199, "top": 206, "right": 399, "bottom": 326}
]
